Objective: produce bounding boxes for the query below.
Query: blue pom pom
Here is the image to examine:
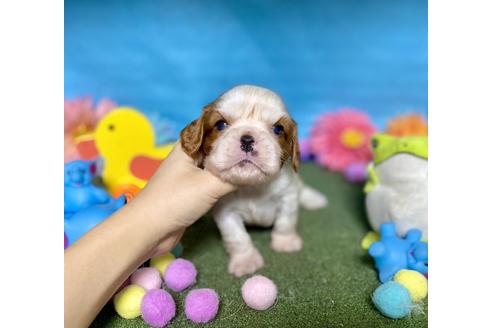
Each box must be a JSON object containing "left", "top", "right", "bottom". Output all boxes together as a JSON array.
[{"left": 372, "top": 281, "right": 412, "bottom": 319}]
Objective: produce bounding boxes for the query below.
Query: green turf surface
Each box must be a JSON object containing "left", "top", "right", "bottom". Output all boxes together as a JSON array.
[{"left": 92, "top": 163, "right": 428, "bottom": 328}]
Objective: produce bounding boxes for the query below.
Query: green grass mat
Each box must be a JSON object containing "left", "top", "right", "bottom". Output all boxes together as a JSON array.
[{"left": 91, "top": 163, "right": 428, "bottom": 328}]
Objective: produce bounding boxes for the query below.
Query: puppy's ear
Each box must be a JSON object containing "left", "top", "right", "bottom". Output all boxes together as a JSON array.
[
  {"left": 180, "top": 104, "right": 216, "bottom": 164},
  {"left": 290, "top": 122, "right": 300, "bottom": 172},
  {"left": 277, "top": 116, "right": 300, "bottom": 172}
]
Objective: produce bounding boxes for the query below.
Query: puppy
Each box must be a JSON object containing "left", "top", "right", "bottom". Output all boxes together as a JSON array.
[{"left": 180, "top": 85, "right": 327, "bottom": 277}]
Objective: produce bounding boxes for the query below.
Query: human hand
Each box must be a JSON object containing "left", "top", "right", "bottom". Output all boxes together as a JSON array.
[
  {"left": 64, "top": 144, "right": 235, "bottom": 327},
  {"left": 125, "top": 143, "right": 236, "bottom": 256}
]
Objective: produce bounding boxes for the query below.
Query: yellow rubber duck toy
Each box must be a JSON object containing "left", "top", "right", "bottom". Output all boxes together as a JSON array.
[{"left": 82, "top": 107, "right": 175, "bottom": 197}]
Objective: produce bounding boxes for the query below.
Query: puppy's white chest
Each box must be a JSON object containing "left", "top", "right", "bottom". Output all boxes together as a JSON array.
[
  {"left": 241, "top": 195, "right": 279, "bottom": 227},
  {"left": 213, "top": 165, "right": 299, "bottom": 228}
]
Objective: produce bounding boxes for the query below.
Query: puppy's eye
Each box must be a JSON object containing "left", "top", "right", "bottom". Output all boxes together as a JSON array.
[
  {"left": 215, "top": 120, "right": 228, "bottom": 131},
  {"left": 272, "top": 124, "right": 284, "bottom": 135}
]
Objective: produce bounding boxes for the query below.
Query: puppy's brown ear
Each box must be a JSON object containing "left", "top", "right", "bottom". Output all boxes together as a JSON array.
[
  {"left": 181, "top": 119, "right": 203, "bottom": 156},
  {"left": 290, "top": 123, "right": 300, "bottom": 172},
  {"left": 180, "top": 106, "right": 208, "bottom": 158},
  {"left": 180, "top": 103, "right": 222, "bottom": 166},
  {"left": 277, "top": 116, "right": 301, "bottom": 172}
]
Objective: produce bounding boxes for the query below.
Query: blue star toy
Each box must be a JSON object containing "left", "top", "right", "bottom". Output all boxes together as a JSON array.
[{"left": 369, "top": 222, "right": 428, "bottom": 282}]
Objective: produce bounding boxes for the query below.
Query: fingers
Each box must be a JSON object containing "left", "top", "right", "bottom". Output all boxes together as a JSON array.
[
  {"left": 199, "top": 169, "right": 236, "bottom": 196},
  {"left": 162, "top": 139, "right": 236, "bottom": 197}
]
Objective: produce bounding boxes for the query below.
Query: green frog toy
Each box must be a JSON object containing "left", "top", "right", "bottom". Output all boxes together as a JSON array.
[{"left": 364, "top": 134, "right": 428, "bottom": 239}]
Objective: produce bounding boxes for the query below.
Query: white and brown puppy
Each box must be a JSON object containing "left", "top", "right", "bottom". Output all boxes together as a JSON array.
[{"left": 180, "top": 85, "right": 327, "bottom": 277}]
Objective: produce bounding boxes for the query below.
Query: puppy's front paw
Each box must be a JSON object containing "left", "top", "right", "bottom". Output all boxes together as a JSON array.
[
  {"left": 228, "top": 248, "right": 264, "bottom": 277},
  {"left": 271, "top": 232, "right": 303, "bottom": 252}
]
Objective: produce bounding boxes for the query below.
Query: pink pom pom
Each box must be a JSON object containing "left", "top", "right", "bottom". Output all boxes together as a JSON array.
[
  {"left": 241, "top": 275, "right": 277, "bottom": 310},
  {"left": 130, "top": 267, "right": 162, "bottom": 290},
  {"left": 184, "top": 288, "right": 220, "bottom": 323},
  {"left": 141, "top": 289, "right": 176, "bottom": 327},
  {"left": 163, "top": 259, "right": 197, "bottom": 292}
]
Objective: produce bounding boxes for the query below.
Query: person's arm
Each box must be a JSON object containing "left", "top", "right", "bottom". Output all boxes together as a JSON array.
[{"left": 64, "top": 144, "right": 235, "bottom": 328}]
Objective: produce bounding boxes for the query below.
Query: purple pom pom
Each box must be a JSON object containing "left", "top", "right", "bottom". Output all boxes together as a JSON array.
[
  {"left": 344, "top": 162, "right": 368, "bottom": 183},
  {"left": 64, "top": 233, "right": 68, "bottom": 249},
  {"left": 184, "top": 288, "right": 220, "bottom": 323},
  {"left": 141, "top": 289, "right": 176, "bottom": 327},
  {"left": 163, "top": 259, "right": 197, "bottom": 292}
]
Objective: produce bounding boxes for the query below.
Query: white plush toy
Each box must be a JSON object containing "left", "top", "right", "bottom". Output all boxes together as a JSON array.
[{"left": 364, "top": 134, "right": 428, "bottom": 239}]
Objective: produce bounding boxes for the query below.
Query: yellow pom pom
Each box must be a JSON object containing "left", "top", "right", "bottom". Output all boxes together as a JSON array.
[
  {"left": 150, "top": 252, "right": 175, "bottom": 276},
  {"left": 394, "top": 269, "right": 428, "bottom": 302},
  {"left": 113, "top": 284, "right": 146, "bottom": 319},
  {"left": 361, "top": 231, "right": 380, "bottom": 250}
]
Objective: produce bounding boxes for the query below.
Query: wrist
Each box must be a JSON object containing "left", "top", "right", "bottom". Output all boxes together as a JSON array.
[{"left": 124, "top": 192, "right": 177, "bottom": 244}]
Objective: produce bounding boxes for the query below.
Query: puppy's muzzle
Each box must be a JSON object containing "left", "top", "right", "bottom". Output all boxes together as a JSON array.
[{"left": 240, "top": 134, "right": 255, "bottom": 153}]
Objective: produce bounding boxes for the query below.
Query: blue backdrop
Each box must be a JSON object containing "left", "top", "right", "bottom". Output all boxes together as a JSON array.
[{"left": 65, "top": 0, "right": 427, "bottom": 139}]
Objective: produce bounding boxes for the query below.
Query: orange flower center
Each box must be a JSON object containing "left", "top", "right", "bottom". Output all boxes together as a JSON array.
[
  {"left": 73, "top": 124, "right": 91, "bottom": 138},
  {"left": 340, "top": 128, "right": 365, "bottom": 149}
]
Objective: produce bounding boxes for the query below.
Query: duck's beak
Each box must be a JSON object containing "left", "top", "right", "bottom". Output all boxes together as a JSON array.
[{"left": 75, "top": 133, "right": 99, "bottom": 159}]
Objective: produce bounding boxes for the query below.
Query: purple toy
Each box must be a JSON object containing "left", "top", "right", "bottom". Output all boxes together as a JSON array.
[
  {"left": 299, "top": 139, "right": 315, "bottom": 161},
  {"left": 163, "top": 259, "right": 197, "bottom": 292},
  {"left": 184, "top": 289, "right": 220, "bottom": 324},
  {"left": 141, "top": 289, "right": 176, "bottom": 327},
  {"left": 344, "top": 162, "right": 368, "bottom": 183},
  {"left": 369, "top": 222, "right": 428, "bottom": 283},
  {"left": 64, "top": 233, "right": 68, "bottom": 249}
]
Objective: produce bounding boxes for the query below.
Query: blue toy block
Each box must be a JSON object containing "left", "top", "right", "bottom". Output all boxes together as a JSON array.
[{"left": 369, "top": 222, "right": 428, "bottom": 282}]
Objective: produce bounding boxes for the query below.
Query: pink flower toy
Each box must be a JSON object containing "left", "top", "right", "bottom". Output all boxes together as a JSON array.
[
  {"left": 64, "top": 97, "right": 116, "bottom": 162},
  {"left": 309, "top": 109, "right": 376, "bottom": 181}
]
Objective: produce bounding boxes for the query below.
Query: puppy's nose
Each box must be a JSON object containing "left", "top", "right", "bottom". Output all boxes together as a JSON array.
[{"left": 240, "top": 134, "right": 255, "bottom": 153}]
